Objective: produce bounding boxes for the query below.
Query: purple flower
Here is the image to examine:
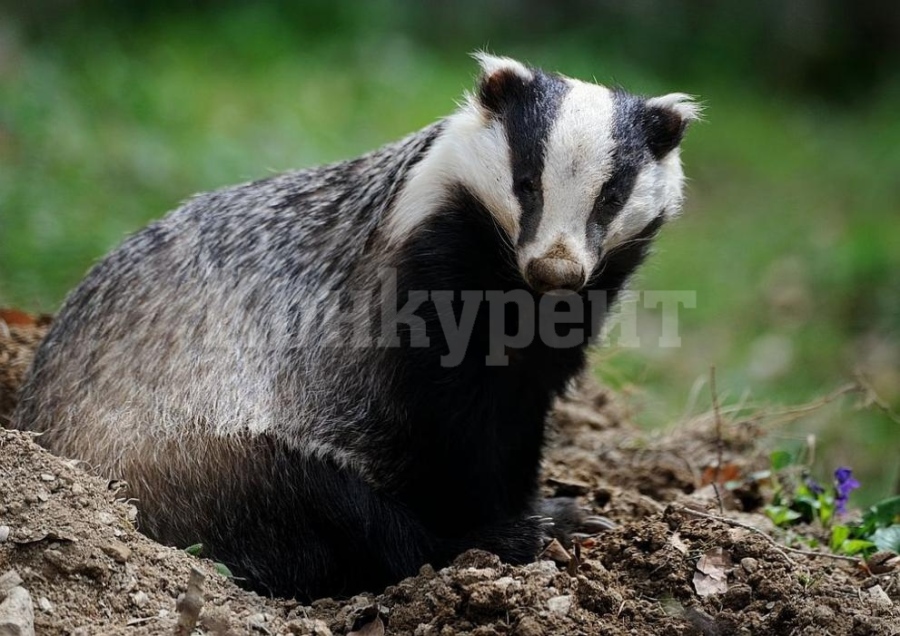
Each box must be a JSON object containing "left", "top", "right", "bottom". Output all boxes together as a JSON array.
[{"left": 834, "top": 466, "right": 860, "bottom": 514}]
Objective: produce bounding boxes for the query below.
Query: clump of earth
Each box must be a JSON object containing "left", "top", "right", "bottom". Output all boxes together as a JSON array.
[{"left": 1, "top": 311, "right": 897, "bottom": 635}]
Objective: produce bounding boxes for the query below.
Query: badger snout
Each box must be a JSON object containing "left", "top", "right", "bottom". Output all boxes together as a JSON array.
[{"left": 525, "top": 257, "right": 586, "bottom": 293}]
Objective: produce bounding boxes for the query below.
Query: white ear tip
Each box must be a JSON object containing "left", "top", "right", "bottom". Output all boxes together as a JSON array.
[
  {"left": 647, "top": 93, "right": 704, "bottom": 122},
  {"left": 471, "top": 51, "right": 534, "bottom": 82}
]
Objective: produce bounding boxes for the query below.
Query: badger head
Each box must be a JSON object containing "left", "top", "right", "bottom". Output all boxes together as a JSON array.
[{"left": 387, "top": 53, "right": 700, "bottom": 294}]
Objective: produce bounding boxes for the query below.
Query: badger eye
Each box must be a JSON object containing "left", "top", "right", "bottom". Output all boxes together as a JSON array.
[{"left": 516, "top": 177, "right": 539, "bottom": 196}]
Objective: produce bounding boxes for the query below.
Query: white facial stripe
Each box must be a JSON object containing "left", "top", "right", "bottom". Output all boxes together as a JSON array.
[
  {"left": 384, "top": 104, "right": 521, "bottom": 245},
  {"left": 603, "top": 147, "right": 685, "bottom": 251},
  {"left": 385, "top": 61, "right": 691, "bottom": 272},
  {"left": 520, "top": 81, "right": 616, "bottom": 268}
]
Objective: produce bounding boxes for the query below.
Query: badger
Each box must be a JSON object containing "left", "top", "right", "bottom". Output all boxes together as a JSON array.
[{"left": 12, "top": 54, "right": 698, "bottom": 600}]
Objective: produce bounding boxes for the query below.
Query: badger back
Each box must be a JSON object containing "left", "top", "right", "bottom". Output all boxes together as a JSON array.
[{"left": 11, "top": 124, "right": 443, "bottom": 470}]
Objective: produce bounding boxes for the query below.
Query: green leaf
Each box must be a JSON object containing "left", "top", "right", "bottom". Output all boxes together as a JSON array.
[
  {"left": 864, "top": 496, "right": 900, "bottom": 529},
  {"left": 830, "top": 525, "right": 850, "bottom": 552},
  {"left": 836, "top": 539, "right": 876, "bottom": 556},
  {"left": 770, "top": 450, "right": 793, "bottom": 471},
  {"left": 765, "top": 505, "right": 802, "bottom": 527},
  {"left": 214, "top": 562, "right": 234, "bottom": 578},
  {"left": 184, "top": 543, "right": 204, "bottom": 557},
  {"left": 871, "top": 525, "right": 900, "bottom": 553}
]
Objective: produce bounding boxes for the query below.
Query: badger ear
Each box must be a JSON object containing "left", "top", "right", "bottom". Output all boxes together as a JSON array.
[
  {"left": 644, "top": 93, "right": 702, "bottom": 159},
  {"left": 471, "top": 52, "right": 534, "bottom": 114}
]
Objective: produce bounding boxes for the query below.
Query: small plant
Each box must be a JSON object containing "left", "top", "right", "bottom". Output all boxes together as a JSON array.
[
  {"left": 184, "top": 543, "right": 234, "bottom": 579},
  {"left": 765, "top": 453, "right": 900, "bottom": 558}
]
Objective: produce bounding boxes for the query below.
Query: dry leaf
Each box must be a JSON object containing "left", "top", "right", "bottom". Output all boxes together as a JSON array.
[
  {"left": 701, "top": 463, "right": 741, "bottom": 486},
  {"left": 669, "top": 531, "right": 688, "bottom": 555},
  {"left": 539, "top": 538, "right": 572, "bottom": 565},
  {"left": 693, "top": 548, "right": 732, "bottom": 597}
]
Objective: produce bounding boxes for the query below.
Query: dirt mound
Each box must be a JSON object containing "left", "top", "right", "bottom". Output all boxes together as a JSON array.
[{"left": 1, "top": 312, "right": 898, "bottom": 634}]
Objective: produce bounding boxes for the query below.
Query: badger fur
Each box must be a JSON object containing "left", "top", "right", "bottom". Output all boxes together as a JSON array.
[{"left": 12, "top": 55, "right": 698, "bottom": 600}]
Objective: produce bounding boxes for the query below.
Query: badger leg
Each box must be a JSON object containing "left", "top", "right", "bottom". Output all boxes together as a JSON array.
[{"left": 128, "top": 434, "right": 438, "bottom": 601}]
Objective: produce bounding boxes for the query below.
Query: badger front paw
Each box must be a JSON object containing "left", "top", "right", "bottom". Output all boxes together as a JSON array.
[{"left": 536, "top": 497, "right": 614, "bottom": 546}]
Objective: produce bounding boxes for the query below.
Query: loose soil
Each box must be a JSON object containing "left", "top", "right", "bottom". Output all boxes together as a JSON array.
[{"left": 1, "top": 312, "right": 897, "bottom": 635}]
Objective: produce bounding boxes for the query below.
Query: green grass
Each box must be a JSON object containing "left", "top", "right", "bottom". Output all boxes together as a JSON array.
[{"left": 1, "top": 8, "right": 897, "bottom": 503}]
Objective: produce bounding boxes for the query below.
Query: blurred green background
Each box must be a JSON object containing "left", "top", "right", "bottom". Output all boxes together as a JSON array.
[{"left": 1, "top": 1, "right": 898, "bottom": 502}]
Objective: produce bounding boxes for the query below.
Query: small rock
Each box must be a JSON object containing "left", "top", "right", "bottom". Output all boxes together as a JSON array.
[
  {"left": 0, "top": 586, "right": 35, "bottom": 636},
  {"left": 740, "top": 557, "right": 759, "bottom": 574},
  {"left": 866, "top": 584, "right": 892, "bottom": 607},
  {"left": 247, "top": 612, "right": 269, "bottom": 626},
  {"left": 70, "top": 483, "right": 84, "bottom": 495},
  {"left": 39, "top": 474, "right": 55, "bottom": 482},
  {"left": 198, "top": 606, "right": 231, "bottom": 633},
  {"left": 0, "top": 572, "right": 24, "bottom": 599},
  {"left": 0, "top": 527, "right": 9, "bottom": 543},
  {"left": 37, "top": 597, "right": 53, "bottom": 614},
  {"left": 723, "top": 583, "right": 753, "bottom": 610},
  {"left": 286, "top": 618, "right": 334, "bottom": 636},
  {"left": 130, "top": 591, "right": 149, "bottom": 608},
  {"left": 467, "top": 581, "right": 510, "bottom": 612},
  {"left": 96, "top": 512, "right": 116, "bottom": 526},
  {"left": 453, "top": 567, "right": 498, "bottom": 587},
  {"left": 42, "top": 549, "right": 71, "bottom": 574},
  {"left": 101, "top": 541, "right": 131, "bottom": 564},
  {"left": 546, "top": 595, "right": 572, "bottom": 615},
  {"left": 514, "top": 616, "right": 544, "bottom": 636}
]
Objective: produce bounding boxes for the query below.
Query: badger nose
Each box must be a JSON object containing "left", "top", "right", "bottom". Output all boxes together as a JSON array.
[{"left": 525, "top": 257, "right": 586, "bottom": 293}]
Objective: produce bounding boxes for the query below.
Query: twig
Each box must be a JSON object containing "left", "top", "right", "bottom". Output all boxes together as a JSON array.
[
  {"left": 760, "top": 383, "right": 861, "bottom": 428},
  {"left": 709, "top": 366, "right": 725, "bottom": 515},
  {"left": 126, "top": 616, "right": 157, "bottom": 627},
  {"left": 854, "top": 370, "right": 900, "bottom": 425},
  {"left": 674, "top": 505, "right": 864, "bottom": 567}
]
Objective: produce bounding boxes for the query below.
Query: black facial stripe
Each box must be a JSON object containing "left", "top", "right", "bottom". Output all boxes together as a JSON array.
[
  {"left": 586, "top": 90, "right": 652, "bottom": 251},
  {"left": 493, "top": 72, "right": 569, "bottom": 247}
]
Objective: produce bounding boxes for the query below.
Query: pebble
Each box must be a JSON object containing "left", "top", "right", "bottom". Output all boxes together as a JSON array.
[
  {"left": 39, "top": 474, "right": 55, "bottom": 482},
  {"left": 37, "top": 597, "right": 53, "bottom": 613},
  {"left": 0, "top": 526, "right": 10, "bottom": 543},
  {"left": 247, "top": 612, "right": 272, "bottom": 631},
  {"left": 130, "top": 591, "right": 149, "bottom": 608},
  {"left": 514, "top": 616, "right": 544, "bottom": 636},
  {"left": 286, "top": 617, "right": 333, "bottom": 635},
  {"left": 96, "top": 512, "right": 116, "bottom": 526},
  {"left": 199, "top": 607, "right": 232, "bottom": 633},
  {"left": 0, "top": 585, "right": 35, "bottom": 636},
  {"left": 0, "top": 571, "right": 24, "bottom": 599},
  {"left": 740, "top": 557, "right": 759, "bottom": 574},
  {"left": 101, "top": 541, "right": 131, "bottom": 563},
  {"left": 70, "top": 483, "right": 84, "bottom": 495},
  {"left": 866, "top": 585, "right": 892, "bottom": 607},
  {"left": 546, "top": 595, "right": 572, "bottom": 615}
]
